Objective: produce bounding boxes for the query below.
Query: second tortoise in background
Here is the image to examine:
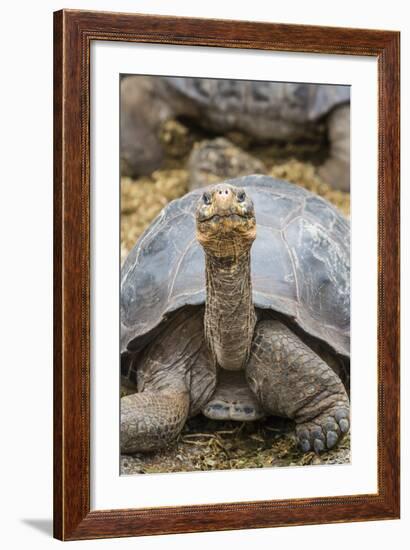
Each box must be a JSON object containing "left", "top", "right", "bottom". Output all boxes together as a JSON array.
[{"left": 121, "top": 77, "right": 350, "bottom": 190}]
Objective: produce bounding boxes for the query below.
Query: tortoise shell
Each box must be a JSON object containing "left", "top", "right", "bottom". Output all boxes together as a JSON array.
[
  {"left": 161, "top": 78, "right": 350, "bottom": 139},
  {"left": 121, "top": 175, "right": 350, "bottom": 358}
]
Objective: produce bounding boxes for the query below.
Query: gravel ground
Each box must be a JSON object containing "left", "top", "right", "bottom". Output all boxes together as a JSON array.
[{"left": 121, "top": 415, "right": 350, "bottom": 475}]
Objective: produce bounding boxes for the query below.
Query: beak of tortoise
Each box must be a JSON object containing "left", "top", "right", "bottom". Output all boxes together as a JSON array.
[{"left": 195, "top": 184, "right": 256, "bottom": 234}]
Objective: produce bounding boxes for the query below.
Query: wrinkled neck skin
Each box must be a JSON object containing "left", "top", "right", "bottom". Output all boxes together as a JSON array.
[{"left": 204, "top": 250, "right": 256, "bottom": 371}]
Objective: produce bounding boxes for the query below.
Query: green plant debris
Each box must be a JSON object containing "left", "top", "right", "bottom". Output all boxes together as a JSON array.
[{"left": 121, "top": 415, "right": 350, "bottom": 475}]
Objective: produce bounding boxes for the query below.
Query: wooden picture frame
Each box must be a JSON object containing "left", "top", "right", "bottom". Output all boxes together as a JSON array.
[{"left": 53, "top": 9, "right": 400, "bottom": 540}]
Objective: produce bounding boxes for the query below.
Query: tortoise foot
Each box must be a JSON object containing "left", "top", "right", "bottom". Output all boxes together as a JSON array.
[
  {"left": 121, "top": 390, "right": 189, "bottom": 454},
  {"left": 296, "top": 407, "right": 350, "bottom": 454},
  {"left": 202, "top": 370, "right": 265, "bottom": 421}
]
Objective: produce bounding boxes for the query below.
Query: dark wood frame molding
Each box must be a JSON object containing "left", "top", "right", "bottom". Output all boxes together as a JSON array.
[{"left": 54, "top": 9, "right": 400, "bottom": 540}]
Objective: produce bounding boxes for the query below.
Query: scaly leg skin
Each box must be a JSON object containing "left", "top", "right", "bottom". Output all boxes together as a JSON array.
[
  {"left": 121, "top": 308, "right": 216, "bottom": 454},
  {"left": 246, "top": 320, "right": 350, "bottom": 454},
  {"left": 121, "top": 390, "right": 189, "bottom": 454}
]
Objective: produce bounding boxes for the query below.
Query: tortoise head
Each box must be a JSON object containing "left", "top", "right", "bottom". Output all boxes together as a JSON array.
[{"left": 196, "top": 183, "right": 256, "bottom": 258}]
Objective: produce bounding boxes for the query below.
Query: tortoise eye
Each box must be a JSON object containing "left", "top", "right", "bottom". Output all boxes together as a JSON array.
[
  {"left": 202, "top": 192, "right": 212, "bottom": 205},
  {"left": 237, "top": 191, "right": 246, "bottom": 203}
]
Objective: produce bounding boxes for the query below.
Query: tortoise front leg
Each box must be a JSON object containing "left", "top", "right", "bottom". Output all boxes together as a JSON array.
[
  {"left": 246, "top": 320, "right": 350, "bottom": 453},
  {"left": 121, "top": 390, "right": 189, "bottom": 453}
]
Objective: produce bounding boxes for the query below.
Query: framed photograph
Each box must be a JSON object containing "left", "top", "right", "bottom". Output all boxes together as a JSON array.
[{"left": 54, "top": 9, "right": 400, "bottom": 540}]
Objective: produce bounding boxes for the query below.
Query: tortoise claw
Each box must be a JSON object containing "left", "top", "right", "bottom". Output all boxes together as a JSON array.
[{"left": 296, "top": 407, "right": 350, "bottom": 454}]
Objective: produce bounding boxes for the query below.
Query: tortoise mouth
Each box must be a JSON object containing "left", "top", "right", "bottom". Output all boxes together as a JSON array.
[
  {"left": 197, "top": 211, "right": 252, "bottom": 224},
  {"left": 196, "top": 211, "right": 257, "bottom": 255}
]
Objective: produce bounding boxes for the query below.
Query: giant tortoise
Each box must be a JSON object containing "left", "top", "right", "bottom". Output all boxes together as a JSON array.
[
  {"left": 121, "top": 175, "right": 350, "bottom": 455},
  {"left": 121, "top": 77, "right": 350, "bottom": 190}
]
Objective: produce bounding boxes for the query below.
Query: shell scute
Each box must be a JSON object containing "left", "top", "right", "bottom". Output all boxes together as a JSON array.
[{"left": 121, "top": 175, "right": 350, "bottom": 358}]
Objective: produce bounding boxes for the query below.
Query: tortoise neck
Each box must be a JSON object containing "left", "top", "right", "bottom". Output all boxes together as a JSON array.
[{"left": 204, "top": 251, "right": 256, "bottom": 371}]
